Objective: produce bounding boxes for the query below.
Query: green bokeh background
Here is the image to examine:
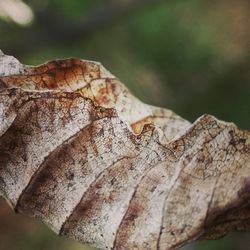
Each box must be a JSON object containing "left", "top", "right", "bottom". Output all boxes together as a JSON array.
[{"left": 0, "top": 0, "right": 249, "bottom": 249}]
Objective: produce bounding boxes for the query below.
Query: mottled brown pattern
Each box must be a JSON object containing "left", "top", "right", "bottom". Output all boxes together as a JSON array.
[{"left": 0, "top": 53, "right": 249, "bottom": 250}]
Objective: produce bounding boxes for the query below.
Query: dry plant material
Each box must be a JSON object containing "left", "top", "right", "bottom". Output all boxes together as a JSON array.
[{"left": 0, "top": 52, "right": 249, "bottom": 250}]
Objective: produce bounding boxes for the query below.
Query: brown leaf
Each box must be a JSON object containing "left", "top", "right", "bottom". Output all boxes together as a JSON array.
[{"left": 0, "top": 52, "right": 249, "bottom": 250}]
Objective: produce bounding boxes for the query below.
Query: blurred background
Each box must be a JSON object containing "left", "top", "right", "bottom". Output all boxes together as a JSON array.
[{"left": 0, "top": 0, "right": 249, "bottom": 249}]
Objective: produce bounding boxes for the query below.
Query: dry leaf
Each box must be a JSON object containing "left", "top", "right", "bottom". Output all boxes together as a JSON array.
[{"left": 0, "top": 52, "right": 249, "bottom": 250}]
